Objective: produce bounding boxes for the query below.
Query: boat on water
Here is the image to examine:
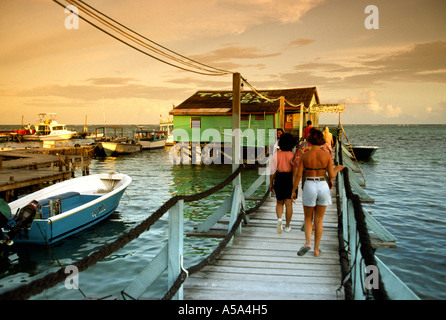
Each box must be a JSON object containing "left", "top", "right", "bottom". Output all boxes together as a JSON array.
[
  {"left": 21, "top": 113, "right": 77, "bottom": 141},
  {"left": 93, "top": 126, "right": 142, "bottom": 157},
  {"left": 351, "top": 146, "right": 379, "bottom": 160},
  {"left": 0, "top": 173, "right": 132, "bottom": 245},
  {"left": 134, "top": 128, "right": 167, "bottom": 150},
  {"left": 159, "top": 118, "right": 173, "bottom": 146}
]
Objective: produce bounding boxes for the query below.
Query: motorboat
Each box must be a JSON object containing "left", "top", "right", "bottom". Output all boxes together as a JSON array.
[
  {"left": 134, "top": 128, "right": 167, "bottom": 150},
  {"left": 93, "top": 126, "right": 142, "bottom": 157},
  {"left": 351, "top": 146, "right": 379, "bottom": 160},
  {"left": 159, "top": 118, "right": 173, "bottom": 146},
  {"left": 21, "top": 113, "right": 77, "bottom": 141},
  {"left": 0, "top": 173, "right": 132, "bottom": 245}
]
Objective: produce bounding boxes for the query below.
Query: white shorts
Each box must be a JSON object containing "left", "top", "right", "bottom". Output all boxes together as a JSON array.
[{"left": 302, "top": 180, "right": 332, "bottom": 207}]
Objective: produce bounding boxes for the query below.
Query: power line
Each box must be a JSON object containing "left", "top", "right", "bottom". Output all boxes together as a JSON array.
[
  {"left": 242, "top": 77, "right": 304, "bottom": 108},
  {"left": 53, "top": 0, "right": 234, "bottom": 76},
  {"left": 74, "top": 0, "right": 233, "bottom": 75}
]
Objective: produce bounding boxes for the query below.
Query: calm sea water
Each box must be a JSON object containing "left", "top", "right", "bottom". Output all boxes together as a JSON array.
[{"left": 0, "top": 124, "right": 444, "bottom": 300}]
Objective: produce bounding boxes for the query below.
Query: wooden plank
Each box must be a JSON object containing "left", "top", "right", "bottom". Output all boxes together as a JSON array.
[{"left": 183, "top": 190, "right": 345, "bottom": 300}]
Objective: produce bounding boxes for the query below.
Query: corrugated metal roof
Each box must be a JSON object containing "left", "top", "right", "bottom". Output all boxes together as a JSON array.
[{"left": 169, "top": 87, "right": 319, "bottom": 115}]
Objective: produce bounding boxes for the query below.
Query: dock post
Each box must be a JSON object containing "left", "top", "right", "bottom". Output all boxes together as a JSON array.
[
  {"left": 168, "top": 199, "right": 184, "bottom": 300},
  {"left": 230, "top": 72, "right": 242, "bottom": 239},
  {"left": 232, "top": 72, "right": 241, "bottom": 179}
]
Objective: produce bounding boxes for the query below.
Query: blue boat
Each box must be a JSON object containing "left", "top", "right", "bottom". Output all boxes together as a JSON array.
[{"left": 0, "top": 173, "right": 132, "bottom": 245}]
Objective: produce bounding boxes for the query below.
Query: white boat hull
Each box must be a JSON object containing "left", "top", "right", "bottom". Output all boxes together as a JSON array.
[
  {"left": 96, "top": 141, "right": 142, "bottom": 157},
  {"left": 2, "top": 173, "right": 132, "bottom": 244},
  {"left": 22, "top": 131, "right": 77, "bottom": 141},
  {"left": 140, "top": 139, "right": 167, "bottom": 149}
]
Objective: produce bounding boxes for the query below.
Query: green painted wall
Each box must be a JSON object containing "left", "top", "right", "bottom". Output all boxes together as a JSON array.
[{"left": 173, "top": 115, "right": 276, "bottom": 146}]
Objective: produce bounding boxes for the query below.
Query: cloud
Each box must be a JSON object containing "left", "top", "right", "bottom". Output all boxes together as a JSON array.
[
  {"left": 188, "top": 44, "right": 281, "bottom": 71},
  {"left": 284, "top": 41, "right": 446, "bottom": 89},
  {"left": 345, "top": 90, "right": 382, "bottom": 114},
  {"left": 110, "top": 0, "right": 325, "bottom": 42},
  {"left": 385, "top": 104, "right": 402, "bottom": 119},
  {"left": 289, "top": 38, "right": 316, "bottom": 47},
  {"left": 16, "top": 77, "right": 189, "bottom": 101}
]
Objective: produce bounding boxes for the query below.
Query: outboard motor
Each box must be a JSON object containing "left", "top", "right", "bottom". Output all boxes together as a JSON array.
[
  {"left": 3, "top": 200, "right": 38, "bottom": 246},
  {"left": 1, "top": 198, "right": 12, "bottom": 241}
]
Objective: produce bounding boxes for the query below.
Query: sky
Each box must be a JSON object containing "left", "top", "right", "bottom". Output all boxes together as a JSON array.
[{"left": 1, "top": 0, "right": 445, "bottom": 125}]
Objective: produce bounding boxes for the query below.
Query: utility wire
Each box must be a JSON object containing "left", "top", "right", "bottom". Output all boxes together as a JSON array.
[
  {"left": 53, "top": 0, "right": 233, "bottom": 76},
  {"left": 242, "top": 77, "right": 304, "bottom": 108},
  {"left": 67, "top": 0, "right": 228, "bottom": 75},
  {"left": 75, "top": 0, "right": 233, "bottom": 75}
]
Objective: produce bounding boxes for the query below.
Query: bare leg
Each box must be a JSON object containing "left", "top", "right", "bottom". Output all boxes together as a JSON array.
[
  {"left": 276, "top": 200, "right": 284, "bottom": 233},
  {"left": 276, "top": 200, "right": 284, "bottom": 220},
  {"left": 313, "top": 205, "right": 327, "bottom": 256},
  {"left": 284, "top": 199, "right": 293, "bottom": 228},
  {"left": 303, "top": 206, "right": 314, "bottom": 247}
]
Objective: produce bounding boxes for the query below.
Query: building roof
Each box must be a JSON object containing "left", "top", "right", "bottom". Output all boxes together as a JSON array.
[{"left": 169, "top": 87, "right": 319, "bottom": 116}]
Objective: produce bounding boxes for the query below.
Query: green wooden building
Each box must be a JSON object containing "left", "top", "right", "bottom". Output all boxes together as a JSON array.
[{"left": 169, "top": 87, "right": 336, "bottom": 147}]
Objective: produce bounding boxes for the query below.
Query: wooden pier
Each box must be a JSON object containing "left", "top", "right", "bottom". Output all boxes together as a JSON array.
[
  {"left": 183, "top": 189, "right": 344, "bottom": 300},
  {"left": 0, "top": 146, "right": 93, "bottom": 202}
]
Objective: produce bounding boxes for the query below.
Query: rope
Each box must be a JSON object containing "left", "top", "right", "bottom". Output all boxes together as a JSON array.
[
  {"left": 339, "top": 141, "right": 389, "bottom": 300},
  {"left": 335, "top": 140, "right": 353, "bottom": 300},
  {"left": 162, "top": 189, "right": 270, "bottom": 300},
  {"left": 0, "top": 165, "right": 256, "bottom": 300},
  {"left": 242, "top": 78, "right": 305, "bottom": 109}
]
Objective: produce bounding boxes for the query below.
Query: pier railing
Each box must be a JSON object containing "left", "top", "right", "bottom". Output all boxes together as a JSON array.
[
  {"left": 335, "top": 134, "right": 419, "bottom": 300},
  {"left": 1, "top": 138, "right": 421, "bottom": 300},
  {"left": 0, "top": 163, "right": 269, "bottom": 300}
]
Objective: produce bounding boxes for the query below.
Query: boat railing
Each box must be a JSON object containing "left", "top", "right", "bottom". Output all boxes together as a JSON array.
[{"left": 335, "top": 133, "right": 419, "bottom": 300}]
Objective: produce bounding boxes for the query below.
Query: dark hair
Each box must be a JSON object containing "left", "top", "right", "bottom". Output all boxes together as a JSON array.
[
  {"left": 307, "top": 129, "right": 326, "bottom": 146},
  {"left": 278, "top": 133, "right": 296, "bottom": 151}
]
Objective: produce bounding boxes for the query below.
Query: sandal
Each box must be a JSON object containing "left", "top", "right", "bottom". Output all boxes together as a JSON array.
[
  {"left": 297, "top": 246, "right": 311, "bottom": 256},
  {"left": 314, "top": 249, "right": 322, "bottom": 257}
]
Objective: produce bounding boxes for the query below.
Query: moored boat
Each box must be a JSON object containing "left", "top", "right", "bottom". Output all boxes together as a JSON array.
[
  {"left": 159, "top": 118, "right": 173, "bottom": 146},
  {"left": 351, "top": 145, "right": 379, "bottom": 160},
  {"left": 134, "top": 128, "right": 167, "bottom": 150},
  {"left": 93, "top": 126, "right": 142, "bottom": 157},
  {"left": 21, "top": 113, "right": 76, "bottom": 141},
  {"left": 0, "top": 173, "right": 132, "bottom": 245}
]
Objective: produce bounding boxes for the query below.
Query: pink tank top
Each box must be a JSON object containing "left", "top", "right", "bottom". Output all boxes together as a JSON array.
[{"left": 270, "top": 151, "right": 294, "bottom": 173}]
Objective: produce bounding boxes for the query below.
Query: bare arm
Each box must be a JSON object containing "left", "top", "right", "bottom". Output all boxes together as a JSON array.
[
  {"left": 292, "top": 160, "right": 304, "bottom": 199},
  {"left": 327, "top": 156, "right": 344, "bottom": 180}
]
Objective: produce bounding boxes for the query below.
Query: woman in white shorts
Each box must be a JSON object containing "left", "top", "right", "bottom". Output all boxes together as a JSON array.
[{"left": 292, "top": 129, "right": 343, "bottom": 257}]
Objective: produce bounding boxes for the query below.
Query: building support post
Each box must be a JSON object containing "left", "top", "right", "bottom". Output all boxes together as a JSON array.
[{"left": 279, "top": 96, "right": 285, "bottom": 130}]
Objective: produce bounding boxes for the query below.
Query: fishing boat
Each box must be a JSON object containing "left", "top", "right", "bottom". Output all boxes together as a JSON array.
[
  {"left": 93, "top": 126, "right": 142, "bottom": 157},
  {"left": 21, "top": 113, "right": 77, "bottom": 141},
  {"left": 159, "top": 118, "right": 174, "bottom": 146},
  {"left": 74, "top": 115, "right": 104, "bottom": 139},
  {"left": 134, "top": 128, "right": 167, "bottom": 150},
  {"left": 351, "top": 146, "right": 379, "bottom": 160},
  {"left": 0, "top": 173, "right": 132, "bottom": 245}
]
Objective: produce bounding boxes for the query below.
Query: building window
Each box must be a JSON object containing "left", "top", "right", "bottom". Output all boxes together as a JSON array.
[
  {"left": 255, "top": 114, "right": 265, "bottom": 120},
  {"left": 241, "top": 115, "right": 249, "bottom": 121},
  {"left": 191, "top": 117, "right": 201, "bottom": 128}
]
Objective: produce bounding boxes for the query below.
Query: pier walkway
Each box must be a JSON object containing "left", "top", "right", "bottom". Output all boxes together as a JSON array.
[{"left": 183, "top": 188, "right": 343, "bottom": 300}]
